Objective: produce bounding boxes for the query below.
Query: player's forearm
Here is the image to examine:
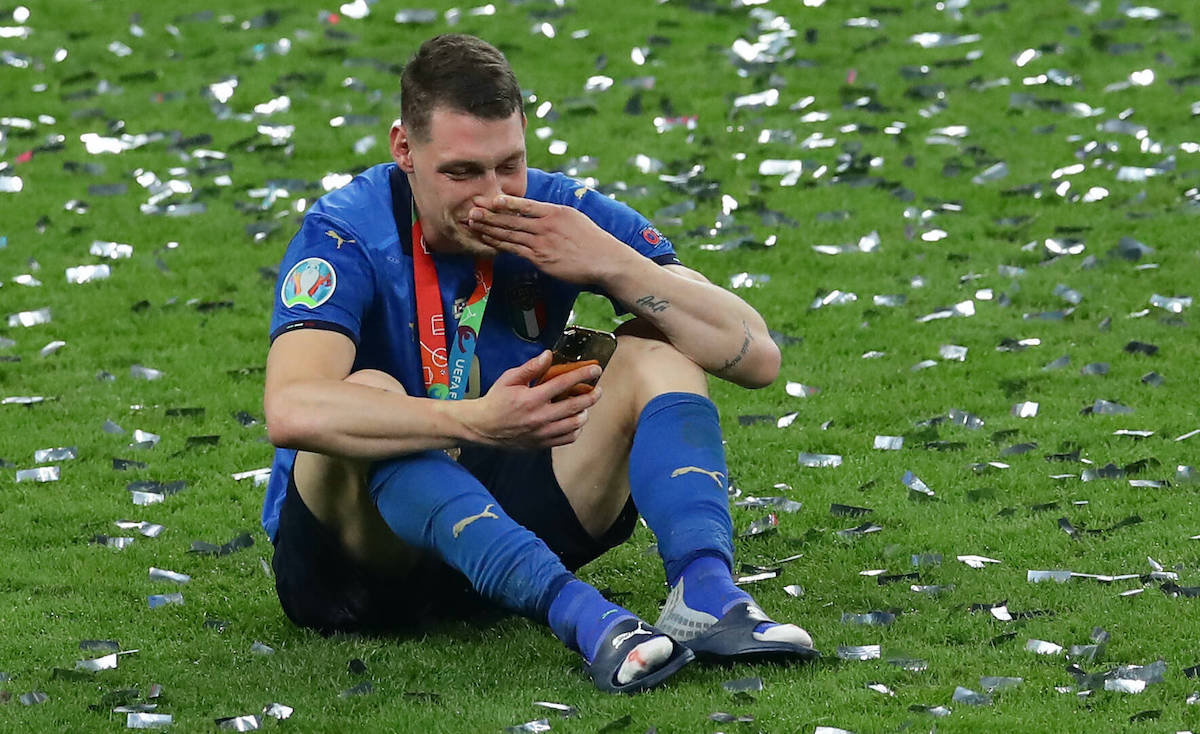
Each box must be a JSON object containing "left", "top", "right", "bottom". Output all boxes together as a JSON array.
[
  {"left": 599, "top": 255, "right": 781, "bottom": 388},
  {"left": 265, "top": 379, "right": 471, "bottom": 459}
]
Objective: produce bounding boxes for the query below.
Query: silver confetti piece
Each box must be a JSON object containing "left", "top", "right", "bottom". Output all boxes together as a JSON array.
[
  {"left": 1026, "top": 639, "right": 1064, "bottom": 655},
  {"left": 723, "top": 677, "right": 764, "bottom": 693},
  {"left": 874, "top": 435, "right": 903, "bottom": 450},
  {"left": 66, "top": 264, "right": 111, "bottom": 284},
  {"left": 837, "top": 523, "right": 883, "bottom": 538},
  {"left": 841, "top": 611, "right": 896, "bottom": 626},
  {"left": 0, "top": 175, "right": 23, "bottom": 192},
  {"left": 972, "top": 162, "right": 1009, "bottom": 184},
  {"left": 131, "top": 429, "right": 161, "bottom": 448},
  {"left": 39, "top": 340, "right": 66, "bottom": 357},
  {"left": 1091, "top": 399, "right": 1133, "bottom": 415},
  {"left": 262, "top": 703, "right": 293, "bottom": 720},
  {"left": 216, "top": 715, "right": 261, "bottom": 731},
  {"left": 90, "top": 241, "right": 133, "bottom": 259},
  {"left": 866, "top": 682, "right": 895, "bottom": 696},
  {"left": 939, "top": 344, "right": 968, "bottom": 361},
  {"left": 980, "top": 676, "right": 1022, "bottom": 692},
  {"left": 532, "top": 701, "right": 578, "bottom": 717},
  {"left": 1105, "top": 678, "right": 1146, "bottom": 694},
  {"left": 149, "top": 568, "right": 190, "bottom": 584},
  {"left": 902, "top": 471, "right": 934, "bottom": 497},
  {"left": 776, "top": 412, "right": 798, "bottom": 428},
  {"left": 34, "top": 446, "right": 76, "bottom": 463},
  {"left": 729, "top": 272, "right": 770, "bottom": 289},
  {"left": 785, "top": 382, "right": 820, "bottom": 398},
  {"left": 147, "top": 593, "right": 183, "bottom": 608},
  {"left": 394, "top": 9, "right": 437, "bottom": 23},
  {"left": 798, "top": 452, "right": 842, "bottom": 468},
  {"left": 814, "top": 728, "right": 855, "bottom": 734},
  {"left": 19, "top": 691, "right": 48, "bottom": 705},
  {"left": 811, "top": 290, "right": 858, "bottom": 309},
  {"left": 127, "top": 713, "right": 172, "bottom": 729},
  {"left": 131, "top": 491, "right": 164, "bottom": 506},
  {"left": 1149, "top": 294, "right": 1192, "bottom": 313},
  {"left": 958, "top": 555, "right": 1001, "bottom": 568},
  {"left": 232, "top": 467, "right": 272, "bottom": 484},
  {"left": 97, "top": 536, "right": 135, "bottom": 549},
  {"left": 837, "top": 644, "right": 881, "bottom": 660},
  {"left": 873, "top": 294, "right": 906, "bottom": 307},
  {"left": 130, "top": 364, "right": 163, "bottom": 380},
  {"left": 8, "top": 307, "right": 51, "bottom": 327},
  {"left": 1028, "top": 569, "right": 1071, "bottom": 583},
  {"left": 909, "top": 32, "right": 981, "bottom": 48},
  {"left": 504, "top": 719, "right": 550, "bottom": 734},
  {"left": 784, "top": 584, "right": 804, "bottom": 597},
  {"left": 116, "top": 520, "right": 164, "bottom": 538},
  {"left": 1012, "top": 401, "right": 1039, "bottom": 418},
  {"left": 251, "top": 641, "right": 275, "bottom": 655},
  {"left": 735, "top": 496, "right": 801, "bottom": 513},
  {"left": 952, "top": 686, "right": 992, "bottom": 705},
  {"left": 76, "top": 653, "right": 118, "bottom": 672},
  {"left": 947, "top": 409, "right": 985, "bottom": 429},
  {"left": 16, "top": 466, "right": 60, "bottom": 482}
]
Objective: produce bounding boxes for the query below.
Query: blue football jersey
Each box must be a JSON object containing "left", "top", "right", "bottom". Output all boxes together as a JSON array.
[{"left": 262, "top": 163, "right": 680, "bottom": 539}]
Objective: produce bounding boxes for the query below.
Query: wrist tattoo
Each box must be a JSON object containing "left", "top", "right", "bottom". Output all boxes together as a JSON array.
[
  {"left": 716, "top": 320, "right": 753, "bottom": 374},
  {"left": 635, "top": 294, "right": 670, "bottom": 313}
]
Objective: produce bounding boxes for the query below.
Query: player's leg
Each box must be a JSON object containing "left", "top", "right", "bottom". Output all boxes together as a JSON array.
[
  {"left": 290, "top": 369, "right": 690, "bottom": 691},
  {"left": 551, "top": 319, "right": 817, "bottom": 662}
]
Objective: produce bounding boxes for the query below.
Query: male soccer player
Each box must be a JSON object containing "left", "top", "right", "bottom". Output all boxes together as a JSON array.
[{"left": 263, "top": 33, "right": 817, "bottom": 694}]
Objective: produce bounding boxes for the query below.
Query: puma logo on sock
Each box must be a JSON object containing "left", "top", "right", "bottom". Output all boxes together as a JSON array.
[
  {"left": 452, "top": 503, "right": 499, "bottom": 538},
  {"left": 670, "top": 466, "right": 726, "bottom": 489}
]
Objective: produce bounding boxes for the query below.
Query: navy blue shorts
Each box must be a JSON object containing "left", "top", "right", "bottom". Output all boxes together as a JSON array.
[{"left": 272, "top": 446, "right": 637, "bottom": 636}]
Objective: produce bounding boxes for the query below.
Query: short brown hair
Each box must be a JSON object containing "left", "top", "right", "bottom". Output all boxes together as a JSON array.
[{"left": 401, "top": 34, "right": 523, "bottom": 142}]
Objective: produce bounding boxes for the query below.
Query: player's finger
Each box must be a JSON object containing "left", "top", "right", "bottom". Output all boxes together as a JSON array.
[
  {"left": 496, "top": 350, "right": 552, "bottom": 386},
  {"left": 468, "top": 208, "right": 539, "bottom": 234},
  {"left": 535, "top": 362, "right": 601, "bottom": 398},
  {"left": 469, "top": 219, "right": 535, "bottom": 245},
  {"left": 491, "top": 194, "right": 547, "bottom": 217},
  {"left": 478, "top": 232, "right": 533, "bottom": 259}
]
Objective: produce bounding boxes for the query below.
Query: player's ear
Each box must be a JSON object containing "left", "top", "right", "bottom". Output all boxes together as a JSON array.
[{"left": 390, "top": 120, "right": 415, "bottom": 174}]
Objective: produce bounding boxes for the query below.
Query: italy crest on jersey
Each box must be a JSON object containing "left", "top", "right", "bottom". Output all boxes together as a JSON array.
[
  {"left": 506, "top": 271, "right": 547, "bottom": 342},
  {"left": 281, "top": 257, "right": 336, "bottom": 309}
]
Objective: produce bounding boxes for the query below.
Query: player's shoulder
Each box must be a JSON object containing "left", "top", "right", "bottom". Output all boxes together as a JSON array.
[{"left": 305, "top": 163, "right": 402, "bottom": 252}]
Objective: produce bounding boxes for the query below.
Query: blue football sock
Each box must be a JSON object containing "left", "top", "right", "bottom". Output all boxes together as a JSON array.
[
  {"left": 546, "top": 579, "right": 634, "bottom": 663},
  {"left": 369, "top": 450, "right": 574, "bottom": 622},
  {"left": 628, "top": 392, "right": 735, "bottom": 585},
  {"left": 630, "top": 392, "right": 786, "bottom": 634}
]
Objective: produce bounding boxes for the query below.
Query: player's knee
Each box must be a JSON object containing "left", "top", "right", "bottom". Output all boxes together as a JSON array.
[
  {"left": 345, "top": 368, "right": 408, "bottom": 395},
  {"left": 612, "top": 324, "right": 700, "bottom": 377},
  {"left": 606, "top": 324, "right": 707, "bottom": 403}
]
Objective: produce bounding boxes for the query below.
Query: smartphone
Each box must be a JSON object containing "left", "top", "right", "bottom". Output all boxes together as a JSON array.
[{"left": 536, "top": 326, "right": 618, "bottom": 397}]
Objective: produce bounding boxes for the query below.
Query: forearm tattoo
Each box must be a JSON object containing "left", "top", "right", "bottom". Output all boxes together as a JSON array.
[
  {"left": 716, "top": 320, "right": 753, "bottom": 375},
  {"left": 634, "top": 294, "right": 670, "bottom": 313}
]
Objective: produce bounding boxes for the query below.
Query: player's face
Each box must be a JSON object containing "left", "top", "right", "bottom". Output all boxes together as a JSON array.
[{"left": 392, "top": 106, "right": 527, "bottom": 257}]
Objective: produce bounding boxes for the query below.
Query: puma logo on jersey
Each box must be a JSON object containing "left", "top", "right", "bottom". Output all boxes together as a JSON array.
[
  {"left": 452, "top": 503, "right": 499, "bottom": 538},
  {"left": 611, "top": 621, "right": 654, "bottom": 649},
  {"left": 325, "top": 229, "right": 355, "bottom": 249},
  {"left": 670, "top": 466, "right": 726, "bottom": 489}
]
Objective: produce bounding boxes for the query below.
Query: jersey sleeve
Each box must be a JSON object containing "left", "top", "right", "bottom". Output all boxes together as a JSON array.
[
  {"left": 269, "top": 213, "right": 377, "bottom": 344},
  {"left": 570, "top": 183, "right": 682, "bottom": 267}
]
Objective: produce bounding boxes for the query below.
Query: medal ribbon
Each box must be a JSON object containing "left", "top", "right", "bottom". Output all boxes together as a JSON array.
[{"left": 411, "top": 204, "right": 493, "bottom": 400}]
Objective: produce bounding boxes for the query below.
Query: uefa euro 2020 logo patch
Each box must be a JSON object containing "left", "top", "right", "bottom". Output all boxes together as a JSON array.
[{"left": 281, "top": 257, "right": 336, "bottom": 309}]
